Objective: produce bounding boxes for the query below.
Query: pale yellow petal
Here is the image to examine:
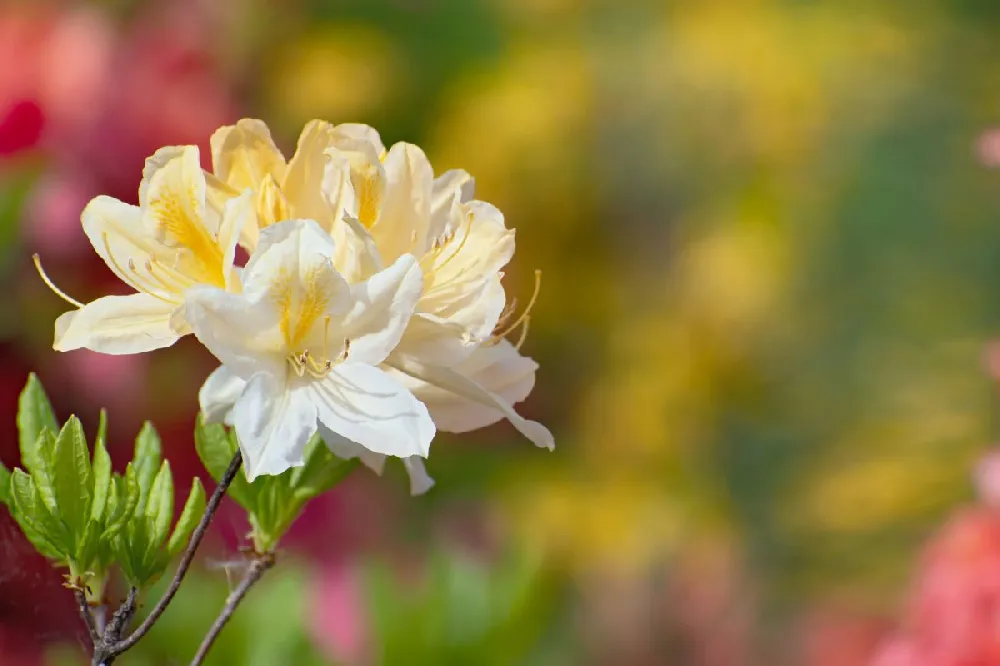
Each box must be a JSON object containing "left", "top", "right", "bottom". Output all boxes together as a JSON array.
[
  {"left": 142, "top": 146, "right": 225, "bottom": 287},
  {"left": 283, "top": 119, "right": 337, "bottom": 224},
  {"left": 54, "top": 293, "right": 181, "bottom": 354},
  {"left": 81, "top": 195, "right": 178, "bottom": 299},
  {"left": 210, "top": 119, "right": 287, "bottom": 193},
  {"left": 370, "top": 142, "right": 433, "bottom": 262}
]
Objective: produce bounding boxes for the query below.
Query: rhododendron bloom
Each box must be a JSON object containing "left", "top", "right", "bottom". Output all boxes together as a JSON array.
[
  {"left": 45, "top": 145, "right": 251, "bottom": 354},
  {"left": 188, "top": 219, "right": 433, "bottom": 480},
  {"left": 325, "top": 125, "right": 553, "bottom": 452}
]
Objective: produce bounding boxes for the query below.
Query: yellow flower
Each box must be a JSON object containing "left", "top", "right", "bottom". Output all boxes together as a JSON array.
[{"left": 41, "top": 146, "right": 251, "bottom": 354}]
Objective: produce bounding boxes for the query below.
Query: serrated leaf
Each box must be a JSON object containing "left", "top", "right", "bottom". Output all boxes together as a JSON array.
[
  {"left": 10, "top": 469, "right": 67, "bottom": 559},
  {"left": 31, "top": 430, "right": 59, "bottom": 516},
  {"left": 145, "top": 461, "right": 174, "bottom": 550},
  {"left": 194, "top": 416, "right": 255, "bottom": 509},
  {"left": 133, "top": 422, "right": 162, "bottom": 514},
  {"left": 17, "top": 374, "right": 58, "bottom": 473},
  {"left": 52, "top": 417, "right": 92, "bottom": 542},
  {"left": 74, "top": 519, "right": 100, "bottom": 570},
  {"left": 167, "top": 478, "right": 205, "bottom": 557},
  {"left": 104, "top": 466, "right": 139, "bottom": 540},
  {"left": 90, "top": 433, "right": 112, "bottom": 524}
]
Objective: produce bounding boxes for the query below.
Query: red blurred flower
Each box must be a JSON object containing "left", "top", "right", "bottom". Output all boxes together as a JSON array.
[{"left": 0, "top": 100, "right": 44, "bottom": 156}]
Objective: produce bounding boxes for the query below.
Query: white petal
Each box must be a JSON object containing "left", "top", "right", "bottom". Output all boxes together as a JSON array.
[
  {"left": 339, "top": 254, "right": 423, "bottom": 365},
  {"left": 81, "top": 196, "right": 165, "bottom": 296},
  {"left": 242, "top": 220, "right": 353, "bottom": 350},
  {"left": 393, "top": 340, "right": 538, "bottom": 433},
  {"left": 232, "top": 372, "right": 317, "bottom": 480},
  {"left": 392, "top": 355, "right": 553, "bottom": 450},
  {"left": 428, "top": 168, "right": 474, "bottom": 242},
  {"left": 394, "top": 312, "right": 478, "bottom": 367},
  {"left": 311, "top": 363, "right": 434, "bottom": 459},
  {"left": 184, "top": 286, "right": 284, "bottom": 376},
  {"left": 420, "top": 203, "right": 514, "bottom": 320},
  {"left": 402, "top": 457, "right": 435, "bottom": 496},
  {"left": 53, "top": 293, "right": 180, "bottom": 354},
  {"left": 317, "top": 425, "right": 387, "bottom": 474},
  {"left": 330, "top": 123, "right": 386, "bottom": 161},
  {"left": 199, "top": 365, "right": 246, "bottom": 424},
  {"left": 217, "top": 189, "right": 253, "bottom": 291},
  {"left": 370, "top": 143, "right": 433, "bottom": 262}
]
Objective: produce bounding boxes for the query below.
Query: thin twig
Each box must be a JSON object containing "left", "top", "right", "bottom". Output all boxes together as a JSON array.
[
  {"left": 189, "top": 552, "right": 274, "bottom": 666},
  {"left": 107, "top": 451, "right": 243, "bottom": 659},
  {"left": 74, "top": 589, "right": 100, "bottom": 644},
  {"left": 105, "top": 587, "right": 138, "bottom": 643}
]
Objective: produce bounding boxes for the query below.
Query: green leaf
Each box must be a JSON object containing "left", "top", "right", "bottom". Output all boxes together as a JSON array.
[
  {"left": 16, "top": 373, "right": 58, "bottom": 473},
  {"left": 194, "top": 416, "right": 255, "bottom": 510},
  {"left": 0, "top": 461, "right": 10, "bottom": 507},
  {"left": 9, "top": 469, "right": 66, "bottom": 559},
  {"left": 104, "top": 465, "right": 139, "bottom": 540},
  {"left": 90, "top": 432, "right": 112, "bottom": 524},
  {"left": 31, "top": 430, "right": 59, "bottom": 516},
  {"left": 167, "top": 478, "right": 205, "bottom": 557},
  {"left": 291, "top": 439, "right": 359, "bottom": 503},
  {"left": 145, "top": 460, "right": 174, "bottom": 550},
  {"left": 133, "top": 422, "right": 162, "bottom": 514},
  {"left": 52, "top": 417, "right": 92, "bottom": 542},
  {"left": 96, "top": 409, "right": 107, "bottom": 450}
]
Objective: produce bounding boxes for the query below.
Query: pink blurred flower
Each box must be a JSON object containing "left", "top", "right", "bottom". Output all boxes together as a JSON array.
[
  {"left": 978, "top": 128, "right": 1000, "bottom": 168},
  {"left": 870, "top": 637, "right": 923, "bottom": 666},
  {"left": 309, "top": 563, "right": 370, "bottom": 665},
  {"left": 800, "top": 605, "right": 889, "bottom": 666},
  {"left": 57, "top": 349, "right": 148, "bottom": 412},
  {"left": 871, "top": 506, "right": 1000, "bottom": 666}
]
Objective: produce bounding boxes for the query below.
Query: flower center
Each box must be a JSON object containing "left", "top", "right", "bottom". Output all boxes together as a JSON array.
[{"left": 287, "top": 339, "right": 351, "bottom": 379}]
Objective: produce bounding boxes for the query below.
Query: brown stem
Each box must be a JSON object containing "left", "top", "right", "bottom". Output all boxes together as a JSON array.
[
  {"left": 74, "top": 589, "right": 100, "bottom": 644},
  {"left": 103, "top": 451, "right": 243, "bottom": 661},
  {"left": 189, "top": 552, "right": 275, "bottom": 666}
]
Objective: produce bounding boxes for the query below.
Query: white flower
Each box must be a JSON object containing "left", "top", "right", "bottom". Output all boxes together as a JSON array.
[
  {"left": 187, "top": 219, "right": 434, "bottom": 481},
  {"left": 326, "top": 127, "right": 554, "bottom": 451},
  {"left": 45, "top": 146, "right": 251, "bottom": 354}
]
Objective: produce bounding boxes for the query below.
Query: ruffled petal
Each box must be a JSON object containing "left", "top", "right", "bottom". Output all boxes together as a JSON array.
[
  {"left": 311, "top": 363, "right": 434, "bottom": 459},
  {"left": 232, "top": 372, "right": 317, "bottom": 480}
]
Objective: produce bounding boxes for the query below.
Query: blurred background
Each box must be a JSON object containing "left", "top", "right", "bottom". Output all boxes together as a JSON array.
[{"left": 4, "top": 0, "right": 1000, "bottom": 664}]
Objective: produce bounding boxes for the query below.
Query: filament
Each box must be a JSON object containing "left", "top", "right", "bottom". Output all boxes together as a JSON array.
[
  {"left": 32, "top": 254, "right": 84, "bottom": 308},
  {"left": 490, "top": 269, "right": 541, "bottom": 342}
]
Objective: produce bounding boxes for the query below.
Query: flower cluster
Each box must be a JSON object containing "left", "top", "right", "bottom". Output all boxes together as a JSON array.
[{"left": 39, "top": 120, "right": 553, "bottom": 489}]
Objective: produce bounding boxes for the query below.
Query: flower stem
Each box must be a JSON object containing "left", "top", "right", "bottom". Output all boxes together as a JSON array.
[
  {"left": 93, "top": 451, "right": 243, "bottom": 663},
  {"left": 189, "top": 552, "right": 275, "bottom": 666}
]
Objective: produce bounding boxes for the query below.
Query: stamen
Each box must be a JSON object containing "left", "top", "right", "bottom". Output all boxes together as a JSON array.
[
  {"left": 490, "top": 269, "right": 541, "bottom": 343},
  {"left": 340, "top": 338, "right": 351, "bottom": 361},
  {"left": 32, "top": 254, "right": 84, "bottom": 308},
  {"left": 431, "top": 214, "right": 473, "bottom": 273},
  {"left": 514, "top": 316, "right": 531, "bottom": 350}
]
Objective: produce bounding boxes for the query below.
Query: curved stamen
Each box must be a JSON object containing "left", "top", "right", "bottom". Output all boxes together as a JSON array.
[
  {"left": 32, "top": 254, "right": 84, "bottom": 308},
  {"left": 514, "top": 316, "right": 530, "bottom": 351},
  {"left": 490, "top": 269, "right": 541, "bottom": 343}
]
